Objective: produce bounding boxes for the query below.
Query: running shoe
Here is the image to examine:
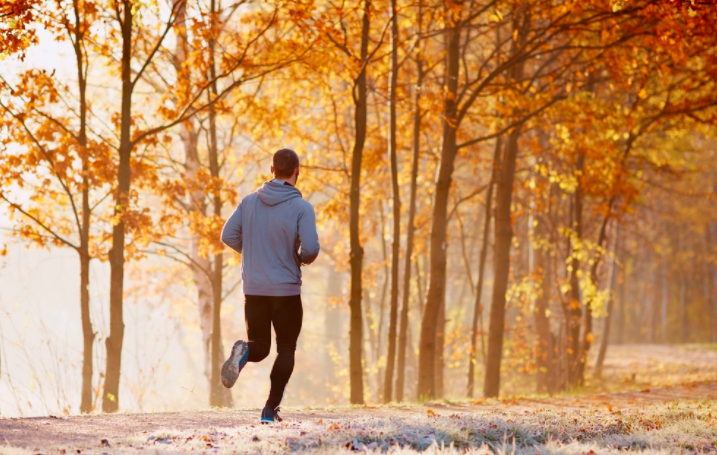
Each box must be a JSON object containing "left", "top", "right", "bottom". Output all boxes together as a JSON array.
[
  {"left": 260, "top": 406, "right": 283, "bottom": 424},
  {"left": 221, "top": 340, "right": 249, "bottom": 388}
]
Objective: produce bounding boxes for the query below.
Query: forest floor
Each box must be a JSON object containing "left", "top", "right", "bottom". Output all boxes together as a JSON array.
[{"left": 2, "top": 344, "right": 717, "bottom": 455}]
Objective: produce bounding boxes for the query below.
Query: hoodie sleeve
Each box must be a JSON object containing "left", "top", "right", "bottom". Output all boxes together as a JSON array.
[
  {"left": 221, "top": 202, "right": 242, "bottom": 254},
  {"left": 298, "top": 202, "right": 320, "bottom": 265}
]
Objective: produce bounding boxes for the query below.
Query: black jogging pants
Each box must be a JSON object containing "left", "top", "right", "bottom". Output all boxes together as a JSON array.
[{"left": 244, "top": 294, "right": 303, "bottom": 409}]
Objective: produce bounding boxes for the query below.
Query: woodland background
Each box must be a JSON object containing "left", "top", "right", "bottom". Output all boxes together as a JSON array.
[{"left": 0, "top": 0, "right": 716, "bottom": 418}]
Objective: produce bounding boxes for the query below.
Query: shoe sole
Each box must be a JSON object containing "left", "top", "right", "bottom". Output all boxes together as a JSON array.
[
  {"left": 260, "top": 417, "right": 282, "bottom": 424},
  {"left": 221, "top": 341, "right": 248, "bottom": 388}
]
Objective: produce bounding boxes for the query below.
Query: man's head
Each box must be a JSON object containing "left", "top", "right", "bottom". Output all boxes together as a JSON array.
[{"left": 271, "top": 148, "right": 300, "bottom": 183}]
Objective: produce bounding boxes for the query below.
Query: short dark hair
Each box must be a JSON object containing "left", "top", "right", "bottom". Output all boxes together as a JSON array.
[{"left": 273, "top": 148, "right": 300, "bottom": 179}]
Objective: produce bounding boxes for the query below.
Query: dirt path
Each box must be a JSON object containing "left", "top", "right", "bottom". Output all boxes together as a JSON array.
[
  {"left": 3, "top": 344, "right": 717, "bottom": 454},
  {"left": 596, "top": 344, "right": 717, "bottom": 389},
  {"left": 2, "top": 380, "right": 717, "bottom": 453}
]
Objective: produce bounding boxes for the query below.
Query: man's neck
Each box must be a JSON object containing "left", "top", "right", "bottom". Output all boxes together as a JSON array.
[{"left": 272, "top": 178, "right": 295, "bottom": 187}]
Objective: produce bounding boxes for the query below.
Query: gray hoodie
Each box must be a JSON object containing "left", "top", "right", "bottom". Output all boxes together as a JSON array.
[{"left": 221, "top": 180, "right": 320, "bottom": 296}]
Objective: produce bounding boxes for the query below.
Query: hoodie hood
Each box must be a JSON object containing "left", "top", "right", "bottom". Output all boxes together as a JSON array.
[{"left": 256, "top": 180, "right": 302, "bottom": 206}]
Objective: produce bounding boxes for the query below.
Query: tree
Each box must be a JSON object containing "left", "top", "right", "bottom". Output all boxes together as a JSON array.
[
  {"left": 416, "top": 0, "right": 462, "bottom": 400},
  {"left": 100, "top": 0, "right": 294, "bottom": 411},
  {"left": 0, "top": 0, "right": 38, "bottom": 59},
  {"left": 416, "top": 0, "right": 573, "bottom": 398},
  {"left": 466, "top": 136, "right": 500, "bottom": 397},
  {"left": 396, "top": 0, "right": 427, "bottom": 402},
  {"left": 0, "top": 0, "right": 105, "bottom": 412},
  {"left": 317, "top": 0, "right": 389, "bottom": 405},
  {"left": 382, "top": 0, "right": 401, "bottom": 404},
  {"left": 347, "top": 0, "right": 371, "bottom": 405},
  {"left": 148, "top": 0, "right": 310, "bottom": 407}
]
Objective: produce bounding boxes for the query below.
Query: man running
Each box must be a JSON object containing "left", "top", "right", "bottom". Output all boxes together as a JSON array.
[{"left": 220, "top": 148, "right": 320, "bottom": 424}]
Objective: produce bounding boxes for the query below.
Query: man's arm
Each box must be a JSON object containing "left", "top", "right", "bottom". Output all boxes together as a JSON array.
[
  {"left": 221, "top": 202, "right": 242, "bottom": 254},
  {"left": 297, "top": 203, "right": 320, "bottom": 265}
]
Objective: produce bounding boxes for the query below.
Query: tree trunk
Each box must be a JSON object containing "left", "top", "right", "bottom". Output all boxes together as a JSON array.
[
  {"left": 566, "top": 154, "right": 584, "bottom": 387},
  {"left": 207, "top": 7, "right": 232, "bottom": 406},
  {"left": 184, "top": 135, "right": 215, "bottom": 388},
  {"left": 209, "top": 151, "right": 232, "bottom": 407},
  {"left": 194, "top": 235, "right": 214, "bottom": 379},
  {"left": 375, "top": 202, "right": 389, "bottom": 399},
  {"left": 483, "top": 123, "right": 522, "bottom": 398},
  {"left": 467, "top": 136, "right": 500, "bottom": 398},
  {"left": 677, "top": 232, "right": 689, "bottom": 344},
  {"left": 325, "top": 267, "right": 343, "bottom": 388},
  {"left": 363, "top": 292, "right": 379, "bottom": 399},
  {"left": 710, "top": 222, "right": 717, "bottom": 343},
  {"left": 661, "top": 254, "right": 668, "bottom": 342},
  {"left": 680, "top": 272, "right": 687, "bottom": 343},
  {"left": 383, "top": 0, "right": 401, "bottom": 404},
  {"left": 395, "top": 8, "right": 423, "bottom": 401},
  {"left": 576, "top": 204, "right": 611, "bottom": 384},
  {"left": 616, "top": 251, "right": 627, "bottom": 344},
  {"left": 79, "top": 249, "right": 94, "bottom": 413},
  {"left": 594, "top": 229, "right": 619, "bottom": 379},
  {"left": 416, "top": 253, "right": 426, "bottom": 316},
  {"left": 348, "top": 0, "right": 370, "bottom": 405},
  {"left": 174, "top": 0, "right": 218, "bottom": 404},
  {"left": 434, "top": 291, "right": 445, "bottom": 398},
  {"left": 701, "top": 226, "right": 711, "bottom": 344},
  {"left": 73, "top": 1, "right": 95, "bottom": 413},
  {"left": 482, "top": 4, "right": 531, "bottom": 398},
  {"left": 416, "top": 0, "right": 461, "bottom": 400},
  {"left": 534, "top": 213, "right": 553, "bottom": 394},
  {"left": 103, "top": 0, "right": 133, "bottom": 413},
  {"left": 647, "top": 254, "right": 657, "bottom": 343}
]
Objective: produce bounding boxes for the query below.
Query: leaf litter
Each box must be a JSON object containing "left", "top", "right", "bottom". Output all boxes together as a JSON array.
[{"left": 2, "top": 381, "right": 717, "bottom": 455}]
